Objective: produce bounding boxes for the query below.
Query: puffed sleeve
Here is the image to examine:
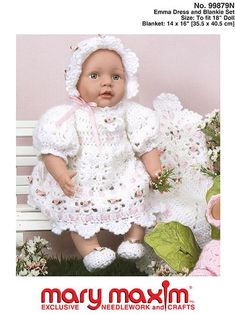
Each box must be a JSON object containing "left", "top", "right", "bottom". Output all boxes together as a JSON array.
[
  {"left": 126, "top": 102, "right": 159, "bottom": 156},
  {"left": 33, "top": 105, "right": 79, "bottom": 163}
]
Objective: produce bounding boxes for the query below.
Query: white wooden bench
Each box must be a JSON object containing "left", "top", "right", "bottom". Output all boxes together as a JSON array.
[{"left": 16, "top": 120, "right": 51, "bottom": 244}]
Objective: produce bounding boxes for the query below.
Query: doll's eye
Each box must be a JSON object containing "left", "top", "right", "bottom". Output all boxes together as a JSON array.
[
  {"left": 112, "top": 74, "right": 120, "bottom": 80},
  {"left": 89, "top": 72, "right": 98, "bottom": 79}
]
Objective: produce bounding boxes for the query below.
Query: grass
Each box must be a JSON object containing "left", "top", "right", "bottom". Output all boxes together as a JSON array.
[{"left": 46, "top": 256, "right": 147, "bottom": 276}]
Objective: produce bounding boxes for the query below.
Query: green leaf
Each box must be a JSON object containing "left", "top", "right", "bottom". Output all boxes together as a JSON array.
[
  {"left": 206, "top": 176, "right": 220, "bottom": 203},
  {"left": 211, "top": 225, "right": 220, "bottom": 240},
  {"left": 145, "top": 221, "right": 201, "bottom": 273}
]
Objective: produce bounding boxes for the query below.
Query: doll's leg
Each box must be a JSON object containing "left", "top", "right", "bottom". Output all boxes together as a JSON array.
[
  {"left": 117, "top": 224, "right": 146, "bottom": 259},
  {"left": 70, "top": 232, "right": 116, "bottom": 272},
  {"left": 71, "top": 232, "right": 100, "bottom": 257},
  {"left": 124, "top": 224, "right": 145, "bottom": 242}
]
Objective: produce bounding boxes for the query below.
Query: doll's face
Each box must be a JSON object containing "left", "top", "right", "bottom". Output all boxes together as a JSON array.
[{"left": 77, "top": 49, "right": 125, "bottom": 108}]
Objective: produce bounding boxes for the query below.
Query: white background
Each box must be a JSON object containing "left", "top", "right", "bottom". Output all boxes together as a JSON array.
[{"left": 0, "top": 0, "right": 234, "bottom": 313}]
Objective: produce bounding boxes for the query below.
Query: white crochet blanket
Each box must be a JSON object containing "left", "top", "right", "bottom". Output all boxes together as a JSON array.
[{"left": 136, "top": 93, "right": 212, "bottom": 274}]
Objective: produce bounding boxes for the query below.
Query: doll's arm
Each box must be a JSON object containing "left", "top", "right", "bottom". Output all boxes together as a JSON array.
[
  {"left": 42, "top": 154, "right": 77, "bottom": 197},
  {"left": 140, "top": 148, "right": 162, "bottom": 180}
]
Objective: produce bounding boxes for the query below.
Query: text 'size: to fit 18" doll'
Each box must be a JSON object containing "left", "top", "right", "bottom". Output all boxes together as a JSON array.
[{"left": 28, "top": 35, "right": 164, "bottom": 272}]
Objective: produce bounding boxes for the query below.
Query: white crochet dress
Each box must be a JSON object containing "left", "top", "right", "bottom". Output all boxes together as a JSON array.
[
  {"left": 28, "top": 100, "right": 161, "bottom": 239},
  {"left": 136, "top": 94, "right": 213, "bottom": 274}
]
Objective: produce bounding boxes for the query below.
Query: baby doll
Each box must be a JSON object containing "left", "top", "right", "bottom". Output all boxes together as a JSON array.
[
  {"left": 190, "top": 194, "right": 220, "bottom": 276},
  {"left": 28, "top": 35, "right": 162, "bottom": 272}
]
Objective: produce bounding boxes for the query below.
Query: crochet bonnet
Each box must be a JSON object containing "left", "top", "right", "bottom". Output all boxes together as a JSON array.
[{"left": 65, "top": 35, "right": 139, "bottom": 100}]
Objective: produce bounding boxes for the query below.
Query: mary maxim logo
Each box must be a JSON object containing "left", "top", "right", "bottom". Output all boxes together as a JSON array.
[{"left": 41, "top": 280, "right": 195, "bottom": 311}]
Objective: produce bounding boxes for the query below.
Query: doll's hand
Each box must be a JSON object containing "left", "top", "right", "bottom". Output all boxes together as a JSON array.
[
  {"left": 57, "top": 170, "right": 77, "bottom": 197},
  {"left": 150, "top": 165, "right": 166, "bottom": 181},
  {"left": 150, "top": 166, "right": 179, "bottom": 193}
]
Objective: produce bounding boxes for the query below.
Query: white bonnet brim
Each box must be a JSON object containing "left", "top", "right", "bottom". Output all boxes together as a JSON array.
[{"left": 65, "top": 35, "right": 139, "bottom": 99}]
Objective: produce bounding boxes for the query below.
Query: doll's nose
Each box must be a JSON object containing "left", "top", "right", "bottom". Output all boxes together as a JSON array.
[{"left": 101, "top": 75, "right": 112, "bottom": 87}]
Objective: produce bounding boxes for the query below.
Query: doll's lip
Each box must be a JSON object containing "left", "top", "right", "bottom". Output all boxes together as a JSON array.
[
  {"left": 99, "top": 91, "right": 113, "bottom": 98},
  {"left": 100, "top": 90, "right": 113, "bottom": 96},
  {"left": 100, "top": 94, "right": 112, "bottom": 99}
]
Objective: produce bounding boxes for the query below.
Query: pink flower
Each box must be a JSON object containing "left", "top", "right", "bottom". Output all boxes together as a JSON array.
[
  {"left": 80, "top": 200, "right": 90, "bottom": 207},
  {"left": 108, "top": 198, "right": 118, "bottom": 204},
  {"left": 36, "top": 189, "right": 46, "bottom": 196},
  {"left": 190, "top": 145, "right": 198, "bottom": 152},
  {"left": 108, "top": 198, "right": 121, "bottom": 204},
  {"left": 104, "top": 117, "right": 114, "bottom": 123},
  {"left": 208, "top": 163, "right": 214, "bottom": 171},
  {"left": 52, "top": 199, "right": 62, "bottom": 205},
  {"left": 135, "top": 190, "right": 143, "bottom": 197}
]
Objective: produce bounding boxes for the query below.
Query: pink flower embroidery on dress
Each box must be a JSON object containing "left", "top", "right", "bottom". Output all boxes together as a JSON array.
[
  {"left": 190, "top": 145, "right": 198, "bottom": 152},
  {"left": 108, "top": 198, "right": 122, "bottom": 204},
  {"left": 80, "top": 200, "right": 91, "bottom": 207},
  {"left": 36, "top": 189, "right": 46, "bottom": 196},
  {"left": 109, "top": 199, "right": 117, "bottom": 204},
  {"left": 52, "top": 199, "right": 62, "bottom": 205},
  {"left": 104, "top": 117, "right": 115, "bottom": 123},
  {"left": 135, "top": 190, "right": 143, "bottom": 197}
]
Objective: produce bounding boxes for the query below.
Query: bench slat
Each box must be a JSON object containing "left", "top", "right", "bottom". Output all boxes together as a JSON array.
[
  {"left": 16, "top": 146, "right": 37, "bottom": 156},
  {"left": 16, "top": 121, "right": 37, "bottom": 128},
  {"left": 17, "top": 204, "right": 40, "bottom": 212},
  {"left": 17, "top": 212, "right": 48, "bottom": 221},
  {"left": 16, "top": 128, "right": 34, "bottom": 136},
  {"left": 16, "top": 156, "right": 37, "bottom": 166},
  {"left": 16, "top": 220, "right": 51, "bottom": 231},
  {"left": 16, "top": 176, "right": 30, "bottom": 186},
  {"left": 16, "top": 185, "right": 29, "bottom": 195}
]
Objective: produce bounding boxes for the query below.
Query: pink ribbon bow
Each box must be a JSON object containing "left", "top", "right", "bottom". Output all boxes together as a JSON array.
[{"left": 56, "top": 96, "right": 101, "bottom": 147}]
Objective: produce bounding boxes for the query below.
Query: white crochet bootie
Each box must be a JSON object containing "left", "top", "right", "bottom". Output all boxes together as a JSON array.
[
  {"left": 83, "top": 247, "right": 116, "bottom": 272},
  {"left": 117, "top": 240, "right": 145, "bottom": 260}
]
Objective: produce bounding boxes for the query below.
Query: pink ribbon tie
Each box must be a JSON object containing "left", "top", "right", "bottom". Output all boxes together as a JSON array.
[{"left": 56, "top": 96, "right": 100, "bottom": 147}]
